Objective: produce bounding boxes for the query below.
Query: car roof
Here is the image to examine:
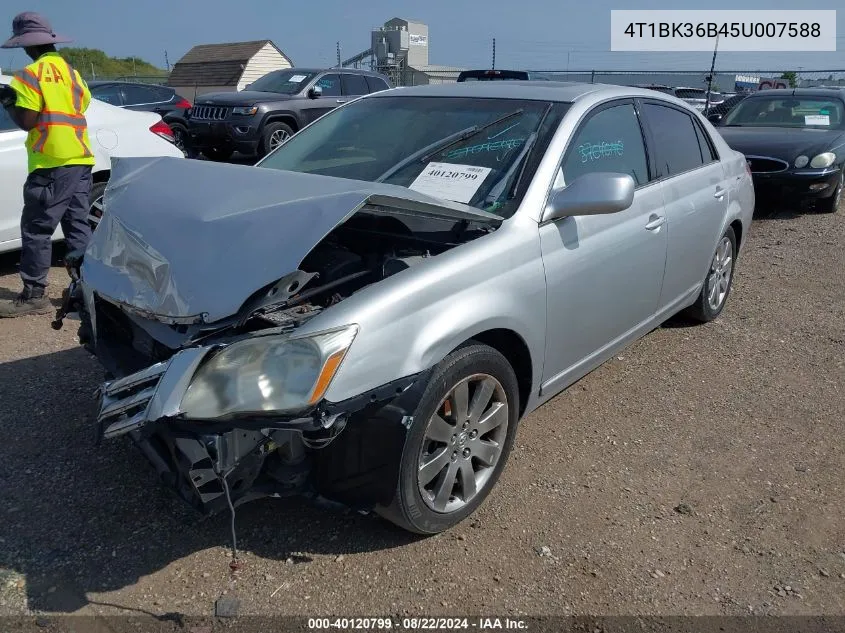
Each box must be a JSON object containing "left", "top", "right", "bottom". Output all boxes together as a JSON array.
[
  {"left": 264, "top": 67, "right": 382, "bottom": 76},
  {"left": 370, "top": 81, "right": 699, "bottom": 106},
  {"left": 88, "top": 80, "right": 172, "bottom": 89}
]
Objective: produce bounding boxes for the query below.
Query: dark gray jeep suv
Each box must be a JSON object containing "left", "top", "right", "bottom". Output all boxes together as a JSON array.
[{"left": 186, "top": 68, "right": 391, "bottom": 161}]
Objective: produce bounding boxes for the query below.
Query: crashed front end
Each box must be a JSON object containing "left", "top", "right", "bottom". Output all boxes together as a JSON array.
[{"left": 60, "top": 156, "right": 498, "bottom": 514}]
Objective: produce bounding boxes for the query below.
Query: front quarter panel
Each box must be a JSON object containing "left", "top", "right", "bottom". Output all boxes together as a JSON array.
[{"left": 297, "top": 214, "right": 547, "bottom": 409}]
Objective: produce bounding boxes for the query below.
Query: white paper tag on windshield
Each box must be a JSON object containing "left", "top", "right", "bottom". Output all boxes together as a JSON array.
[
  {"left": 409, "top": 162, "right": 492, "bottom": 203},
  {"left": 288, "top": 74, "right": 307, "bottom": 83},
  {"left": 805, "top": 114, "right": 830, "bottom": 126}
]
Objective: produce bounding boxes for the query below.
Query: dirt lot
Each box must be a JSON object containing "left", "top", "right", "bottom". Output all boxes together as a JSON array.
[{"left": 0, "top": 201, "right": 843, "bottom": 621}]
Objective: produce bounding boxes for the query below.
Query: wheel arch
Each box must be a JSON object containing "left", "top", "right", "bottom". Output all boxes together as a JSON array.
[
  {"left": 454, "top": 328, "right": 533, "bottom": 418},
  {"left": 263, "top": 113, "right": 299, "bottom": 132}
]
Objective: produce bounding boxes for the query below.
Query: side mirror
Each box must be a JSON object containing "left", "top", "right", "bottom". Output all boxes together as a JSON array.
[
  {"left": 308, "top": 85, "right": 323, "bottom": 99},
  {"left": 707, "top": 113, "right": 723, "bottom": 125},
  {"left": 543, "top": 172, "right": 635, "bottom": 223}
]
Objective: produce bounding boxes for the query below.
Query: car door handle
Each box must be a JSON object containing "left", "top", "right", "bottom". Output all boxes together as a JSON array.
[
  {"left": 645, "top": 215, "right": 665, "bottom": 231},
  {"left": 714, "top": 186, "right": 726, "bottom": 199}
]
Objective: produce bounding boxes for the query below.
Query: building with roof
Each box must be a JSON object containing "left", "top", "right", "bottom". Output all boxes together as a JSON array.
[
  {"left": 340, "top": 18, "right": 464, "bottom": 86},
  {"left": 167, "top": 40, "right": 294, "bottom": 100}
]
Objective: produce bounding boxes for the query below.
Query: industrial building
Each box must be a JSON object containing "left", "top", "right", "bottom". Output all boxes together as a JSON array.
[{"left": 340, "top": 18, "right": 464, "bottom": 86}]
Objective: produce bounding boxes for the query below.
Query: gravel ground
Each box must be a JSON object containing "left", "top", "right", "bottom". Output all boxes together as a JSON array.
[{"left": 0, "top": 200, "right": 843, "bottom": 621}]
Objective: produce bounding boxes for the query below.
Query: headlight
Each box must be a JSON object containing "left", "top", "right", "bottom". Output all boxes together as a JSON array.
[
  {"left": 794, "top": 155, "right": 809, "bottom": 168},
  {"left": 231, "top": 106, "right": 258, "bottom": 116},
  {"left": 810, "top": 152, "right": 836, "bottom": 169},
  {"left": 180, "top": 325, "right": 358, "bottom": 419}
]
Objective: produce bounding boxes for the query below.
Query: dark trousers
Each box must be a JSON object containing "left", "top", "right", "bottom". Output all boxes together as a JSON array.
[{"left": 20, "top": 165, "right": 93, "bottom": 290}]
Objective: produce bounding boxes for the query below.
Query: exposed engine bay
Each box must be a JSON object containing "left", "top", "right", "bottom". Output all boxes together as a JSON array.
[{"left": 60, "top": 188, "right": 497, "bottom": 516}]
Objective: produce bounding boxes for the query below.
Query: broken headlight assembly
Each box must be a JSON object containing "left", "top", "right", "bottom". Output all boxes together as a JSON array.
[{"left": 179, "top": 325, "right": 358, "bottom": 419}]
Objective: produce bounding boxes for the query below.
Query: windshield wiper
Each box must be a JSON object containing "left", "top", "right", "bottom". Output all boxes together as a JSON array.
[
  {"left": 375, "top": 109, "right": 524, "bottom": 183},
  {"left": 483, "top": 132, "right": 538, "bottom": 206}
]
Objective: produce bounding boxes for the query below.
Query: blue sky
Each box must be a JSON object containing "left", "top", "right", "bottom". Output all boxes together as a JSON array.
[{"left": 1, "top": 0, "right": 843, "bottom": 74}]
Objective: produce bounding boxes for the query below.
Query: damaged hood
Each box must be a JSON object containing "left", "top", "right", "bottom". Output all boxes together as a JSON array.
[{"left": 82, "top": 156, "right": 500, "bottom": 323}]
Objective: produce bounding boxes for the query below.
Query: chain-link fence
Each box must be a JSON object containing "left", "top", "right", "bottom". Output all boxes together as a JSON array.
[{"left": 526, "top": 69, "right": 845, "bottom": 92}]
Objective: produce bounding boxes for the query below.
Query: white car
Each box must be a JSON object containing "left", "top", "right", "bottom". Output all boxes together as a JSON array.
[{"left": 0, "top": 74, "right": 184, "bottom": 254}]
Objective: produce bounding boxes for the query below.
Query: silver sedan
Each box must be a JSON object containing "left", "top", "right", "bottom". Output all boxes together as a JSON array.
[{"left": 63, "top": 81, "right": 754, "bottom": 534}]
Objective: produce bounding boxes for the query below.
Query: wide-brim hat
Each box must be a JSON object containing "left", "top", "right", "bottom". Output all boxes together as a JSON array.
[{"left": 2, "top": 12, "right": 72, "bottom": 49}]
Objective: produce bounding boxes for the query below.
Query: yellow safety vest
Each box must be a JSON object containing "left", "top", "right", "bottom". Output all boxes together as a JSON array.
[{"left": 10, "top": 52, "right": 95, "bottom": 173}]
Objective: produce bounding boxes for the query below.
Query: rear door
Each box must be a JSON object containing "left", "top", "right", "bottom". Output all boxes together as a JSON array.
[
  {"left": 340, "top": 73, "right": 369, "bottom": 102},
  {"left": 639, "top": 100, "right": 730, "bottom": 310}
]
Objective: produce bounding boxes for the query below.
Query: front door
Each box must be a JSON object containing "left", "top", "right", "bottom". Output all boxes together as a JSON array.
[
  {"left": 0, "top": 106, "right": 28, "bottom": 247},
  {"left": 299, "top": 73, "right": 343, "bottom": 125},
  {"left": 539, "top": 100, "right": 669, "bottom": 396}
]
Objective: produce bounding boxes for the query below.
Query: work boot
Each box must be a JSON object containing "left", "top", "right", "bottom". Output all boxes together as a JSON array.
[{"left": 0, "top": 287, "right": 52, "bottom": 318}]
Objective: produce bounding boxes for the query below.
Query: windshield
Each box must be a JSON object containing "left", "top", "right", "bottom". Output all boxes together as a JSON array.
[
  {"left": 723, "top": 96, "right": 845, "bottom": 128},
  {"left": 246, "top": 70, "right": 319, "bottom": 94},
  {"left": 257, "top": 96, "right": 565, "bottom": 217}
]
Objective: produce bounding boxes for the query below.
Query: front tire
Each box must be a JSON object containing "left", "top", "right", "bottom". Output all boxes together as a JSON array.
[
  {"left": 816, "top": 168, "right": 843, "bottom": 214},
  {"left": 683, "top": 225, "right": 737, "bottom": 323},
  {"left": 260, "top": 121, "right": 295, "bottom": 157},
  {"left": 376, "top": 342, "right": 520, "bottom": 534}
]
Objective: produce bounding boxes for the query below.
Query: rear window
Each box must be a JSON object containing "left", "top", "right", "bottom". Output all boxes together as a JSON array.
[
  {"left": 642, "top": 102, "right": 705, "bottom": 176},
  {"left": 675, "top": 89, "right": 707, "bottom": 99}
]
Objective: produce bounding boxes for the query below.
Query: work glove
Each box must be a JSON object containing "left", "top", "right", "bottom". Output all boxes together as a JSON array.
[{"left": 0, "top": 84, "right": 16, "bottom": 108}]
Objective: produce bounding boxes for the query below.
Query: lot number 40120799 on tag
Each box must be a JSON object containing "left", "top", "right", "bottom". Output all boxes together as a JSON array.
[{"left": 409, "top": 162, "right": 492, "bottom": 204}]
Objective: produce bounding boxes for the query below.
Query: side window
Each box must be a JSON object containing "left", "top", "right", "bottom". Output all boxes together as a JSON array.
[
  {"left": 122, "top": 84, "right": 164, "bottom": 105},
  {"left": 152, "top": 86, "right": 176, "bottom": 103},
  {"left": 0, "top": 104, "right": 16, "bottom": 130},
  {"left": 561, "top": 103, "right": 649, "bottom": 186},
  {"left": 315, "top": 74, "right": 341, "bottom": 97},
  {"left": 693, "top": 119, "right": 718, "bottom": 162},
  {"left": 342, "top": 74, "right": 369, "bottom": 96},
  {"left": 641, "top": 103, "right": 704, "bottom": 176},
  {"left": 91, "top": 84, "right": 124, "bottom": 105},
  {"left": 365, "top": 75, "right": 389, "bottom": 93}
]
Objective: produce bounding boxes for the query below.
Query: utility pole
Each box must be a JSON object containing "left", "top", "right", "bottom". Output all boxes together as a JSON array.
[
  {"left": 492, "top": 38, "right": 496, "bottom": 70},
  {"left": 91, "top": 61, "right": 95, "bottom": 80},
  {"left": 336, "top": 42, "right": 341, "bottom": 67},
  {"left": 704, "top": 35, "right": 719, "bottom": 115},
  {"left": 165, "top": 50, "right": 170, "bottom": 72}
]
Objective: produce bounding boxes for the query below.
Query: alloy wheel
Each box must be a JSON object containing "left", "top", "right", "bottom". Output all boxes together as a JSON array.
[
  {"left": 88, "top": 195, "right": 104, "bottom": 227},
  {"left": 707, "top": 235, "right": 733, "bottom": 311},
  {"left": 269, "top": 129, "right": 291, "bottom": 150},
  {"left": 417, "top": 374, "right": 509, "bottom": 514}
]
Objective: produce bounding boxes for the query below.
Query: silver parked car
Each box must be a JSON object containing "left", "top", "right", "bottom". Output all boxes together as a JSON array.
[{"left": 57, "top": 81, "right": 754, "bottom": 534}]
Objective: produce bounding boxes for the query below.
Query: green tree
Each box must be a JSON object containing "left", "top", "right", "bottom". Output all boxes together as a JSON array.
[
  {"left": 58, "top": 48, "right": 166, "bottom": 80},
  {"left": 780, "top": 71, "right": 798, "bottom": 88}
]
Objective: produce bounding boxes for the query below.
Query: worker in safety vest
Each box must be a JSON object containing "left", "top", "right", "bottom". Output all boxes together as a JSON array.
[{"left": 0, "top": 12, "right": 94, "bottom": 318}]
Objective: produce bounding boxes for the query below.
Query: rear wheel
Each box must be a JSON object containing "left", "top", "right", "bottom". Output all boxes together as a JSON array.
[
  {"left": 683, "top": 226, "right": 737, "bottom": 323},
  {"left": 168, "top": 122, "right": 195, "bottom": 158},
  {"left": 88, "top": 181, "right": 108, "bottom": 231},
  {"left": 816, "top": 168, "right": 843, "bottom": 214},
  {"left": 376, "top": 342, "right": 519, "bottom": 534},
  {"left": 202, "top": 147, "right": 233, "bottom": 161}
]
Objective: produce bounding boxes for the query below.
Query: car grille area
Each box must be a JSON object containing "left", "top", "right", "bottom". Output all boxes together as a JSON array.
[
  {"left": 746, "top": 156, "right": 789, "bottom": 174},
  {"left": 191, "top": 105, "right": 229, "bottom": 120},
  {"left": 97, "top": 361, "right": 168, "bottom": 439}
]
